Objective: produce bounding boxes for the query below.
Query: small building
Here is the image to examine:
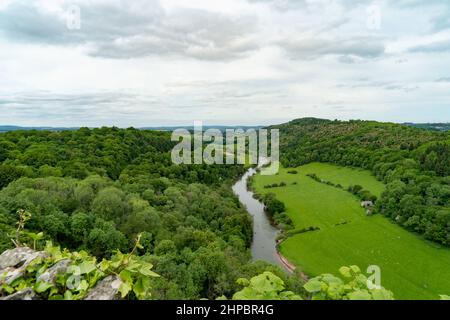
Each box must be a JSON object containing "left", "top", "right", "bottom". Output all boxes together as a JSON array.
[
  {"left": 361, "top": 201, "right": 374, "bottom": 216},
  {"left": 361, "top": 201, "right": 374, "bottom": 209}
]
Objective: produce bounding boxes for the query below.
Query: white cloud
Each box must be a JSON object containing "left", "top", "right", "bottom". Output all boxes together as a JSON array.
[{"left": 0, "top": 0, "right": 449, "bottom": 126}]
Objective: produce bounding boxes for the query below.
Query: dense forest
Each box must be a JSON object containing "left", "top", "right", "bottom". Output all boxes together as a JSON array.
[
  {"left": 1, "top": 121, "right": 445, "bottom": 300},
  {"left": 272, "top": 118, "right": 450, "bottom": 246},
  {"left": 0, "top": 127, "right": 304, "bottom": 299}
]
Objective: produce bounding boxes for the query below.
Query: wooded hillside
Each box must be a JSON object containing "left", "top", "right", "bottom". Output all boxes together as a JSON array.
[{"left": 272, "top": 118, "right": 450, "bottom": 246}]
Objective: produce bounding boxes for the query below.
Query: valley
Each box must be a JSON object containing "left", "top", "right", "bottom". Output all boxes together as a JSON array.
[{"left": 1, "top": 118, "right": 450, "bottom": 300}]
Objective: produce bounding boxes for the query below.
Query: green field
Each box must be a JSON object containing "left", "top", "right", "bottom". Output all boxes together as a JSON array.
[{"left": 253, "top": 163, "right": 450, "bottom": 300}]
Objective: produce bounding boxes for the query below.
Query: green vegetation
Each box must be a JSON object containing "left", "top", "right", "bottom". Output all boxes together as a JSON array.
[
  {"left": 273, "top": 118, "right": 450, "bottom": 247},
  {"left": 1, "top": 209, "right": 159, "bottom": 300},
  {"left": 253, "top": 163, "right": 450, "bottom": 299},
  {"left": 2, "top": 208, "right": 384, "bottom": 301},
  {"left": 2, "top": 119, "right": 449, "bottom": 300},
  {"left": 0, "top": 128, "right": 302, "bottom": 300},
  {"left": 304, "top": 265, "right": 394, "bottom": 300},
  {"left": 232, "top": 265, "right": 393, "bottom": 301},
  {"left": 231, "top": 272, "right": 302, "bottom": 300},
  {"left": 1, "top": 240, "right": 159, "bottom": 300}
]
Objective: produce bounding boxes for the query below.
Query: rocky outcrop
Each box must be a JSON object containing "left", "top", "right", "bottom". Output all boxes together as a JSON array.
[
  {"left": 0, "top": 247, "right": 48, "bottom": 285},
  {"left": 1, "top": 288, "right": 37, "bottom": 300},
  {"left": 0, "top": 247, "right": 122, "bottom": 300},
  {"left": 83, "top": 275, "right": 123, "bottom": 300},
  {"left": 36, "top": 259, "right": 71, "bottom": 284},
  {"left": 0, "top": 247, "right": 38, "bottom": 270}
]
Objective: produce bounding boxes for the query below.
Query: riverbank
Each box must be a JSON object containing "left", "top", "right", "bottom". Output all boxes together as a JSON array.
[{"left": 232, "top": 164, "right": 301, "bottom": 275}]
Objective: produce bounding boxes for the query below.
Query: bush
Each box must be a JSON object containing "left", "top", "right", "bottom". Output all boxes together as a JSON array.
[
  {"left": 232, "top": 272, "right": 302, "bottom": 300},
  {"left": 304, "top": 265, "right": 394, "bottom": 300},
  {"left": 262, "top": 193, "right": 286, "bottom": 217}
]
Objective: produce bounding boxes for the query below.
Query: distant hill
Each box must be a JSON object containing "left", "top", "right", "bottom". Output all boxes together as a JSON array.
[
  {"left": 270, "top": 118, "right": 449, "bottom": 169},
  {"left": 403, "top": 123, "right": 450, "bottom": 132},
  {"left": 0, "top": 125, "right": 262, "bottom": 133},
  {"left": 141, "top": 125, "right": 263, "bottom": 132},
  {"left": 2, "top": 121, "right": 448, "bottom": 133},
  {"left": 0, "top": 125, "right": 79, "bottom": 133}
]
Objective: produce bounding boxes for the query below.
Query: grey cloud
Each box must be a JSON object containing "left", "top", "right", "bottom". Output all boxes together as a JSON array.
[
  {"left": 393, "top": 0, "right": 450, "bottom": 8},
  {"left": 278, "top": 37, "right": 385, "bottom": 60},
  {"left": 409, "top": 40, "right": 450, "bottom": 53},
  {"left": 436, "top": 77, "right": 450, "bottom": 82},
  {"left": 0, "top": 91, "right": 162, "bottom": 121},
  {"left": 433, "top": 15, "right": 450, "bottom": 32},
  {"left": 338, "top": 55, "right": 357, "bottom": 64},
  {"left": 337, "top": 80, "right": 419, "bottom": 92},
  {"left": 1, "top": 88, "right": 274, "bottom": 125},
  {"left": 392, "top": 1, "right": 450, "bottom": 32},
  {"left": 248, "top": 0, "right": 368, "bottom": 11},
  {"left": 0, "top": 1, "right": 259, "bottom": 61},
  {"left": 247, "top": 0, "right": 306, "bottom": 12}
]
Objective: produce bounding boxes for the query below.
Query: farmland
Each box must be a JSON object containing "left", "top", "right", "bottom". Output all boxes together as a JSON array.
[{"left": 253, "top": 163, "right": 450, "bottom": 300}]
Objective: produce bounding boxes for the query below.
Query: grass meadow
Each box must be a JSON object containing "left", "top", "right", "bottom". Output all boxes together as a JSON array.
[{"left": 253, "top": 163, "right": 450, "bottom": 300}]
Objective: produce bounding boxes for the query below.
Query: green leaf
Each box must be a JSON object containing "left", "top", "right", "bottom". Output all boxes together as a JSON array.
[
  {"left": 311, "top": 292, "right": 328, "bottom": 300},
  {"left": 349, "top": 265, "right": 361, "bottom": 274},
  {"left": 339, "top": 266, "right": 351, "bottom": 278},
  {"left": 34, "top": 281, "right": 53, "bottom": 294},
  {"left": 347, "top": 290, "right": 372, "bottom": 300},
  {"left": 9, "top": 276, "right": 25, "bottom": 288},
  {"left": 139, "top": 265, "right": 159, "bottom": 278},
  {"left": 118, "top": 282, "right": 132, "bottom": 298},
  {"left": 1, "top": 284, "right": 15, "bottom": 295},
  {"left": 321, "top": 274, "right": 343, "bottom": 285},
  {"left": 133, "top": 276, "right": 151, "bottom": 300},
  {"left": 78, "top": 260, "right": 97, "bottom": 275},
  {"left": 279, "top": 291, "right": 303, "bottom": 300},
  {"left": 99, "top": 260, "right": 110, "bottom": 272},
  {"left": 67, "top": 265, "right": 81, "bottom": 276},
  {"left": 64, "top": 290, "right": 74, "bottom": 300},
  {"left": 236, "top": 278, "right": 250, "bottom": 286},
  {"left": 371, "top": 289, "right": 394, "bottom": 300},
  {"left": 303, "top": 279, "right": 322, "bottom": 293},
  {"left": 119, "top": 269, "right": 133, "bottom": 284},
  {"left": 78, "top": 280, "right": 89, "bottom": 292}
]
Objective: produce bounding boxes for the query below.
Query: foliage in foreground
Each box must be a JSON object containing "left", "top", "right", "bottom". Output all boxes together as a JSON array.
[
  {"left": 0, "top": 239, "right": 159, "bottom": 300},
  {"left": 230, "top": 266, "right": 396, "bottom": 300},
  {"left": 232, "top": 272, "right": 302, "bottom": 300},
  {"left": 304, "top": 266, "right": 394, "bottom": 300}
]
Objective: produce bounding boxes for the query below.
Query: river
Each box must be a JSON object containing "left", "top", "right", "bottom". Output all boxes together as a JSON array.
[{"left": 232, "top": 165, "right": 286, "bottom": 269}]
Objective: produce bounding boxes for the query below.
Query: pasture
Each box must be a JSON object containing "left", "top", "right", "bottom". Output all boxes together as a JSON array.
[{"left": 253, "top": 163, "right": 450, "bottom": 300}]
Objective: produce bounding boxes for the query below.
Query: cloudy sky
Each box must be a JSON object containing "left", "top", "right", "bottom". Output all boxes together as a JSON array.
[{"left": 0, "top": 0, "right": 450, "bottom": 127}]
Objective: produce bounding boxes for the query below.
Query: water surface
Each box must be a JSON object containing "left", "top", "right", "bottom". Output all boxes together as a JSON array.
[{"left": 232, "top": 166, "right": 284, "bottom": 267}]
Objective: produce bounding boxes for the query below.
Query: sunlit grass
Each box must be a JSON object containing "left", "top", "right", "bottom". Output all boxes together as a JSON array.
[{"left": 253, "top": 163, "right": 450, "bottom": 300}]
